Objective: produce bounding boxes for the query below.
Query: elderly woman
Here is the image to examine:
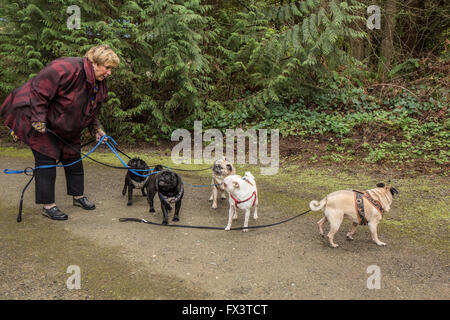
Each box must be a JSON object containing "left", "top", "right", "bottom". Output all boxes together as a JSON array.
[{"left": 0, "top": 44, "right": 119, "bottom": 220}]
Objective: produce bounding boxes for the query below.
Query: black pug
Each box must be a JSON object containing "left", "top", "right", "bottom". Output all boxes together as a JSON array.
[
  {"left": 147, "top": 165, "right": 184, "bottom": 225},
  {"left": 122, "top": 157, "right": 150, "bottom": 206}
]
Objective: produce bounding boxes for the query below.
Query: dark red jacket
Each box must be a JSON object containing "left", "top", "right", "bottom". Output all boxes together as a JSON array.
[{"left": 0, "top": 57, "right": 108, "bottom": 160}]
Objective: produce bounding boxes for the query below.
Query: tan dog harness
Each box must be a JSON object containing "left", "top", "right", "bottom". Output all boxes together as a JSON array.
[{"left": 353, "top": 190, "right": 385, "bottom": 225}]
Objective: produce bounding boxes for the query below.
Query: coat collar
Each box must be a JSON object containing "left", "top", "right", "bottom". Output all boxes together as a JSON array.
[
  {"left": 83, "top": 57, "right": 96, "bottom": 89},
  {"left": 83, "top": 57, "right": 108, "bottom": 102}
]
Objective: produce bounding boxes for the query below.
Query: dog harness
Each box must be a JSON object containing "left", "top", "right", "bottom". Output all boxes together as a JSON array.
[
  {"left": 353, "top": 190, "right": 385, "bottom": 225},
  {"left": 131, "top": 177, "right": 149, "bottom": 189},
  {"left": 230, "top": 178, "right": 257, "bottom": 208}
]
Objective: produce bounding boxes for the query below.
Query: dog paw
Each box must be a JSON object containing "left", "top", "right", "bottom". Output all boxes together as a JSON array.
[
  {"left": 225, "top": 226, "right": 231, "bottom": 231},
  {"left": 331, "top": 243, "right": 339, "bottom": 248},
  {"left": 242, "top": 229, "right": 248, "bottom": 232},
  {"left": 212, "top": 203, "right": 218, "bottom": 209},
  {"left": 172, "top": 217, "right": 179, "bottom": 222},
  {"left": 376, "top": 242, "right": 387, "bottom": 246},
  {"left": 346, "top": 235, "right": 354, "bottom": 241},
  {"left": 127, "top": 202, "right": 132, "bottom": 206},
  {"left": 253, "top": 214, "right": 258, "bottom": 220},
  {"left": 162, "top": 220, "right": 168, "bottom": 225}
]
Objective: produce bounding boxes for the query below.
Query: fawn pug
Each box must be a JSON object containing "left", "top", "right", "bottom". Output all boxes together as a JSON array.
[
  {"left": 310, "top": 183, "right": 399, "bottom": 248},
  {"left": 209, "top": 157, "right": 236, "bottom": 209}
]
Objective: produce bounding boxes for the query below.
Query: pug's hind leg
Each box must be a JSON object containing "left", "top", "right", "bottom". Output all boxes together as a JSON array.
[
  {"left": 122, "top": 176, "right": 128, "bottom": 196},
  {"left": 141, "top": 187, "right": 147, "bottom": 197},
  {"left": 147, "top": 189, "right": 156, "bottom": 213},
  {"left": 346, "top": 222, "right": 358, "bottom": 240},
  {"left": 317, "top": 216, "right": 327, "bottom": 236}
]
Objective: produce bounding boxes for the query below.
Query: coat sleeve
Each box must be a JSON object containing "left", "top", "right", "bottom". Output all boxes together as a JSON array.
[{"left": 29, "top": 61, "right": 70, "bottom": 123}]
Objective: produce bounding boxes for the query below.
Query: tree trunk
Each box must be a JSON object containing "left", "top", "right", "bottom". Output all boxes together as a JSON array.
[{"left": 378, "top": 0, "right": 397, "bottom": 80}]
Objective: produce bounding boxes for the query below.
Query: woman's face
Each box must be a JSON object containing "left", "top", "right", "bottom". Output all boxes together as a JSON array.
[{"left": 93, "top": 63, "right": 114, "bottom": 81}]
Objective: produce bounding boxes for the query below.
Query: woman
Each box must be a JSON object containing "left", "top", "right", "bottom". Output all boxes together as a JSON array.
[{"left": 0, "top": 44, "right": 120, "bottom": 220}]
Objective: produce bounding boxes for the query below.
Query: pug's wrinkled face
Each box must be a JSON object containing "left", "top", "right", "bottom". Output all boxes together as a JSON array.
[
  {"left": 213, "top": 158, "right": 235, "bottom": 177},
  {"left": 158, "top": 171, "right": 178, "bottom": 190},
  {"left": 376, "top": 182, "right": 399, "bottom": 197},
  {"left": 223, "top": 175, "right": 240, "bottom": 194},
  {"left": 128, "top": 157, "right": 149, "bottom": 180}
]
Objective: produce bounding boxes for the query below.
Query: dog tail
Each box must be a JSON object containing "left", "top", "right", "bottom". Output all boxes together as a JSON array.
[
  {"left": 244, "top": 171, "right": 255, "bottom": 180},
  {"left": 309, "top": 198, "right": 326, "bottom": 211}
]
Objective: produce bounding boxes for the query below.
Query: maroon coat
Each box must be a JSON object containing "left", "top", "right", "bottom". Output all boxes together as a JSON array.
[{"left": 0, "top": 57, "right": 108, "bottom": 160}]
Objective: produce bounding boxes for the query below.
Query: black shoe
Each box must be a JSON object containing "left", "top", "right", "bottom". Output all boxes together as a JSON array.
[
  {"left": 73, "top": 196, "right": 96, "bottom": 210},
  {"left": 42, "top": 206, "right": 68, "bottom": 220}
]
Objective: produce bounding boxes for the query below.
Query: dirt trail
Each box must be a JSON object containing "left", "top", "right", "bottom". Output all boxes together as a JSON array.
[{"left": 0, "top": 156, "right": 448, "bottom": 299}]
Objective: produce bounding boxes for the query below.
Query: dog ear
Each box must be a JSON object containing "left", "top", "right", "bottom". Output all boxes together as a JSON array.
[
  {"left": 376, "top": 183, "right": 385, "bottom": 188},
  {"left": 390, "top": 187, "right": 399, "bottom": 196},
  {"left": 227, "top": 164, "right": 233, "bottom": 171}
]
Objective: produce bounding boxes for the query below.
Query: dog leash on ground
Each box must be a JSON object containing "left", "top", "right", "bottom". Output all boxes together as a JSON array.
[{"left": 118, "top": 209, "right": 311, "bottom": 231}]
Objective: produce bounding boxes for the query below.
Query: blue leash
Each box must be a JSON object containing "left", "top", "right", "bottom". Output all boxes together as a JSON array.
[{"left": 3, "top": 131, "right": 218, "bottom": 223}]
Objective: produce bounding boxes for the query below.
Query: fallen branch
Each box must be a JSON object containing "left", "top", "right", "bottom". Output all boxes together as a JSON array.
[{"left": 368, "top": 83, "right": 419, "bottom": 99}]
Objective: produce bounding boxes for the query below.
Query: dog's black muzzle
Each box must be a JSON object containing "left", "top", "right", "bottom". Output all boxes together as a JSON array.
[
  {"left": 213, "top": 165, "right": 222, "bottom": 175},
  {"left": 390, "top": 187, "right": 399, "bottom": 197}
]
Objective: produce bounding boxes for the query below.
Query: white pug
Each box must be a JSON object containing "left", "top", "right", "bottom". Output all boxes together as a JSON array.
[
  {"left": 309, "top": 183, "right": 399, "bottom": 248},
  {"left": 209, "top": 157, "right": 236, "bottom": 209},
  {"left": 223, "top": 172, "right": 258, "bottom": 232}
]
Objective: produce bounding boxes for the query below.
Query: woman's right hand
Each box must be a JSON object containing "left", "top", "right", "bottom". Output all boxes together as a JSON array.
[{"left": 31, "top": 121, "right": 46, "bottom": 133}]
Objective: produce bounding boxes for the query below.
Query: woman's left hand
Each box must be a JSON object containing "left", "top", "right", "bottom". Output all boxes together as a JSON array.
[{"left": 96, "top": 128, "right": 108, "bottom": 143}]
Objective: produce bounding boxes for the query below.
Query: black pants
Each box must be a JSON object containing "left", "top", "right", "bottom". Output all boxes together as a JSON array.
[{"left": 32, "top": 149, "right": 84, "bottom": 204}]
